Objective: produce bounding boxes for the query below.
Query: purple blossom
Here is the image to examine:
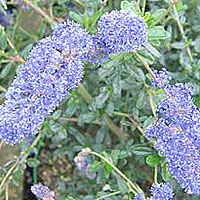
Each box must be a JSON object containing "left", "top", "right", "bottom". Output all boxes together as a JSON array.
[
  {"left": 97, "top": 10, "right": 147, "bottom": 55},
  {"left": 150, "top": 182, "right": 174, "bottom": 200},
  {"left": 0, "top": 21, "right": 88, "bottom": 144},
  {"left": 74, "top": 148, "right": 96, "bottom": 179},
  {"left": 52, "top": 20, "right": 94, "bottom": 61},
  {"left": 147, "top": 70, "right": 200, "bottom": 195},
  {"left": 151, "top": 68, "right": 172, "bottom": 89},
  {"left": 0, "top": 8, "right": 12, "bottom": 26},
  {"left": 31, "top": 184, "right": 55, "bottom": 200}
]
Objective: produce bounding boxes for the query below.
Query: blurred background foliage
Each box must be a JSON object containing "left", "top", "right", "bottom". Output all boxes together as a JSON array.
[{"left": 1, "top": 0, "right": 200, "bottom": 199}]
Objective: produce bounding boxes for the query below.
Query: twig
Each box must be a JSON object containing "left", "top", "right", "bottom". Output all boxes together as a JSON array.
[
  {"left": 112, "top": 111, "right": 145, "bottom": 135},
  {"left": 90, "top": 151, "right": 143, "bottom": 196},
  {"left": 137, "top": 0, "right": 141, "bottom": 11},
  {"left": 49, "top": 116, "right": 102, "bottom": 126},
  {"left": 172, "top": 2, "right": 194, "bottom": 63},
  {"left": 5, "top": 185, "right": 8, "bottom": 200},
  {"left": 148, "top": 91, "right": 157, "bottom": 117},
  {"left": 142, "top": 0, "right": 147, "bottom": 16},
  {"left": 150, "top": 3, "right": 173, "bottom": 27},
  {"left": 22, "top": 0, "right": 53, "bottom": 24},
  {"left": 135, "top": 53, "right": 156, "bottom": 79},
  {"left": 0, "top": 133, "right": 41, "bottom": 193},
  {"left": 95, "top": 191, "right": 121, "bottom": 200},
  {"left": 154, "top": 164, "right": 158, "bottom": 184}
]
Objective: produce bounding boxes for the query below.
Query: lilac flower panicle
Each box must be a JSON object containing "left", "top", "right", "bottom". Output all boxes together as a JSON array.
[
  {"left": 147, "top": 69, "right": 200, "bottom": 195},
  {"left": 31, "top": 184, "right": 55, "bottom": 200},
  {"left": 0, "top": 21, "right": 87, "bottom": 144},
  {"left": 151, "top": 68, "right": 172, "bottom": 89},
  {"left": 97, "top": 10, "right": 147, "bottom": 55},
  {"left": 150, "top": 183, "right": 174, "bottom": 200}
]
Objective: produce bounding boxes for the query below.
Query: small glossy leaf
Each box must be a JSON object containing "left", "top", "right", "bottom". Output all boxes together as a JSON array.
[
  {"left": 148, "top": 26, "right": 170, "bottom": 40},
  {"left": 115, "top": 174, "right": 128, "bottom": 194},
  {"left": 146, "top": 155, "right": 161, "bottom": 165}
]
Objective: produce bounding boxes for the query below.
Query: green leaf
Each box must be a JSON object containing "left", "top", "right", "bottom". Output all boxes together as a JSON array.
[
  {"left": 111, "top": 150, "right": 120, "bottom": 165},
  {"left": 145, "top": 42, "right": 162, "bottom": 58},
  {"left": 161, "top": 163, "right": 168, "bottom": 181},
  {"left": 131, "top": 144, "right": 155, "bottom": 156},
  {"left": 146, "top": 155, "right": 161, "bottom": 165},
  {"left": 148, "top": 26, "right": 170, "bottom": 40},
  {"left": 136, "top": 90, "right": 146, "bottom": 109},
  {"left": 78, "top": 112, "right": 96, "bottom": 126},
  {"left": 115, "top": 174, "right": 128, "bottom": 194},
  {"left": 121, "top": 0, "right": 139, "bottom": 16},
  {"left": 0, "top": 26, "right": 7, "bottom": 50},
  {"left": 89, "top": 10, "right": 102, "bottom": 26},
  {"left": 27, "top": 158, "right": 40, "bottom": 168},
  {"left": 0, "top": 63, "right": 12, "bottom": 79},
  {"left": 95, "top": 126, "right": 107, "bottom": 144},
  {"left": 152, "top": 9, "right": 166, "bottom": 21},
  {"left": 105, "top": 162, "right": 113, "bottom": 172},
  {"left": 176, "top": 0, "right": 183, "bottom": 11},
  {"left": 89, "top": 161, "right": 102, "bottom": 172},
  {"left": 69, "top": 11, "right": 83, "bottom": 24}
]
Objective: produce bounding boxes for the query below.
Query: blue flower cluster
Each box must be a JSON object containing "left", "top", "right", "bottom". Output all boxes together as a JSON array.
[
  {"left": 150, "top": 182, "right": 174, "bottom": 200},
  {"left": 134, "top": 182, "right": 174, "bottom": 200},
  {"left": 0, "top": 21, "right": 89, "bottom": 144},
  {"left": 0, "top": 11, "right": 147, "bottom": 144},
  {"left": 31, "top": 183, "right": 55, "bottom": 200},
  {"left": 134, "top": 193, "right": 143, "bottom": 200},
  {"left": 97, "top": 10, "right": 147, "bottom": 55},
  {"left": 146, "top": 69, "right": 200, "bottom": 195},
  {"left": 151, "top": 68, "right": 172, "bottom": 89},
  {"left": 74, "top": 148, "right": 96, "bottom": 179},
  {"left": 0, "top": 8, "right": 12, "bottom": 26}
]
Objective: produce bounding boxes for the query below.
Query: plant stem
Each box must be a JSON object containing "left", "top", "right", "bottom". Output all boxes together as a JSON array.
[
  {"left": 5, "top": 186, "right": 8, "bottom": 200},
  {"left": 172, "top": 3, "right": 194, "bottom": 63},
  {"left": 148, "top": 91, "right": 157, "bottom": 117},
  {"left": 154, "top": 164, "right": 158, "bottom": 184},
  {"left": 77, "top": 83, "right": 92, "bottom": 104},
  {"left": 95, "top": 191, "right": 121, "bottom": 200},
  {"left": 137, "top": 0, "right": 141, "bottom": 11},
  {"left": 0, "top": 133, "right": 41, "bottom": 193},
  {"left": 112, "top": 111, "right": 145, "bottom": 135},
  {"left": 142, "top": 0, "right": 147, "bottom": 16},
  {"left": 51, "top": 116, "right": 102, "bottom": 126},
  {"left": 22, "top": 0, "right": 54, "bottom": 24},
  {"left": 135, "top": 52, "right": 156, "bottom": 79},
  {"left": 90, "top": 151, "right": 144, "bottom": 196},
  {"left": 150, "top": 3, "right": 173, "bottom": 27}
]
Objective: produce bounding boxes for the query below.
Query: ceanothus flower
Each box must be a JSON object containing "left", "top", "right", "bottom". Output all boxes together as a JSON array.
[
  {"left": 150, "top": 182, "right": 174, "bottom": 200},
  {"left": 0, "top": 8, "right": 12, "bottom": 26},
  {"left": 0, "top": 21, "right": 87, "bottom": 144},
  {"left": 31, "top": 184, "right": 55, "bottom": 200},
  {"left": 147, "top": 69, "right": 200, "bottom": 195},
  {"left": 151, "top": 68, "right": 172, "bottom": 89},
  {"left": 74, "top": 148, "right": 96, "bottom": 179},
  {"left": 52, "top": 20, "right": 94, "bottom": 61},
  {"left": 97, "top": 10, "right": 147, "bottom": 54}
]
